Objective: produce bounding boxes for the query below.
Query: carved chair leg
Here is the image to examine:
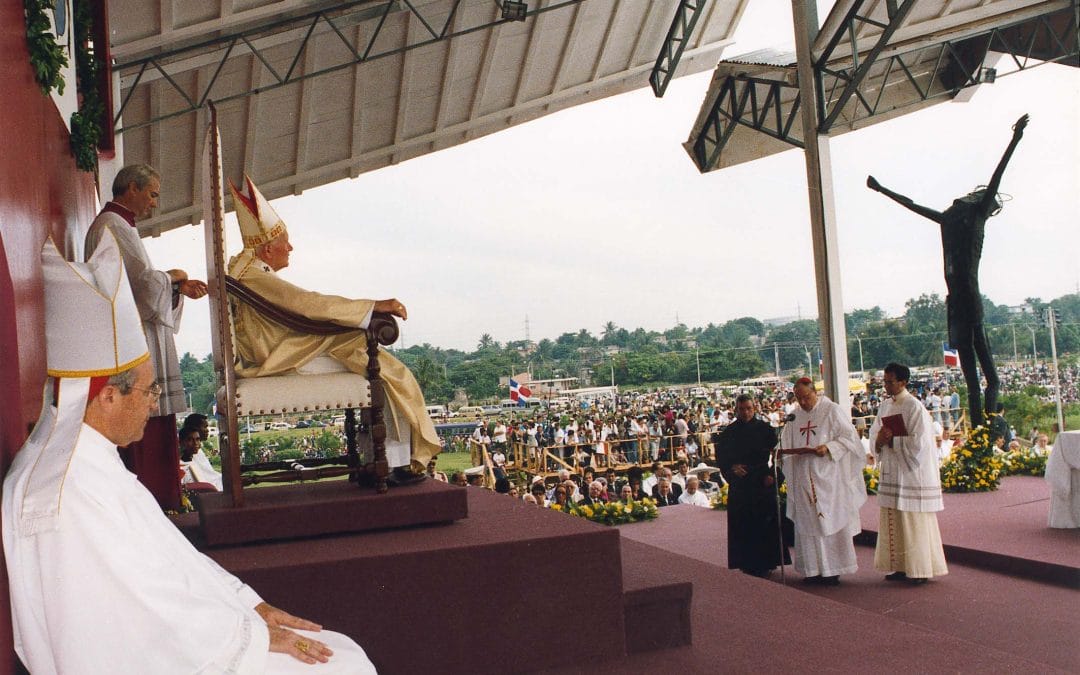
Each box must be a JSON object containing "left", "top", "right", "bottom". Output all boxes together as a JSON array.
[{"left": 345, "top": 408, "right": 359, "bottom": 482}]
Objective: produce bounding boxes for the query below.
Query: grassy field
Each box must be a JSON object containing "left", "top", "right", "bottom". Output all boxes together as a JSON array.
[{"left": 434, "top": 451, "right": 476, "bottom": 474}]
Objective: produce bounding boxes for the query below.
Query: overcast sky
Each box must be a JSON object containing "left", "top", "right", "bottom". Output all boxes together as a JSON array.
[{"left": 144, "top": 0, "right": 1080, "bottom": 358}]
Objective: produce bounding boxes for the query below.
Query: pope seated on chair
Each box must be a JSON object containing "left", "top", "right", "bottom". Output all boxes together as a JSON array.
[{"left": 227, "top": 176, "right": 440, "bottom": 480}]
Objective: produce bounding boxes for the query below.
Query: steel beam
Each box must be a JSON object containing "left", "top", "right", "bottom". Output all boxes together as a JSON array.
[
  {"left": 113, "top": 0, "right": 584, "bottom": 134},
  {"left": 792, "top": 0, "right": 849, "bottom": 405},
  {"left": 689, "top": 4, "right": 1079, "bottom": 172},
  {"left": 816, "top": 0, "right": 918, "bottom": 131},
  {"left": 650, "top": 0, "right": 708, "bottom": 97}
]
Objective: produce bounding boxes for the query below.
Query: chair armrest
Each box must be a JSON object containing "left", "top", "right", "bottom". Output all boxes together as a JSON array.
[{"left": 225, "top": 275, "right": 398, "bottom": 346}]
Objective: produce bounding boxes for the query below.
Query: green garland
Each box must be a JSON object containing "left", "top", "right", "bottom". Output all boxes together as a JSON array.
[
  {"left": 24, "top": 0, "right": 101, "bottom": 171},
  {"left": 24, "top": 0, "right": 67, "bottom": 95},
  {"left": 69, "top": 0, "right": 101, "bottom": 172}
]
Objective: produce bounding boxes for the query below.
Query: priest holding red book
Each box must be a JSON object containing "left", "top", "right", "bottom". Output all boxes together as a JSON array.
[{"left": 869, "top": 362, "right": 948, "bottom": 585}]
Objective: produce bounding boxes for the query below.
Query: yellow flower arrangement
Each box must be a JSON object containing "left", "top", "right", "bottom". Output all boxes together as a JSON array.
[
  {"left": 1002, "top": 446, "right": 1047, "bottom": 477},
  {"left": 939, "top": 415, "right": 1004, "bottom": 493},
  {"left": 565, "top": 498, "right": 659, "bottom": 525},
  {"left": 709, "top": 484, "right": 730, "bottom": 510},
  {"left": 863, "top": 466, "right": 880, "bottom": 495}
]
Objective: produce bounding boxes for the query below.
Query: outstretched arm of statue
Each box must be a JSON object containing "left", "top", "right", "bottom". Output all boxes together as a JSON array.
[
  {"left": 866, "top": 175, "right": 944, "bottom": 224},
  {"left": 982, "top": 113, "right": 1028, "bottom": 209}
]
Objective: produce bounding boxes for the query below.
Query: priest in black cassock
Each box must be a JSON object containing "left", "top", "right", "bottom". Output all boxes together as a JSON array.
[{"left": 717, "top": 394, "right": 791, "bottom": 577}]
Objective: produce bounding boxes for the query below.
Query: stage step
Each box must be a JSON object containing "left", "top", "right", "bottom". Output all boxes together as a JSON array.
[
  {"left": 620, "top": 538, "right": 694, "bottom": 654},
  {"left": 194, "top": 476, "right": 468, "bottom": 546}
]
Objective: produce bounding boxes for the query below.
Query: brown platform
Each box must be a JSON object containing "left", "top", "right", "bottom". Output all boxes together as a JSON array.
[
  {"left": 858, "top": 475, "right": 1079, "bottom": 587},
  {"left": 194, "top": 477, "right": 468, "bottom": 546},
  {"left": 201, "top": 488, "right": 647, "bottom": 673},
  {"left": 180, "top": 476, "right": 1078, "bottom": 672},
  {"left": 620, "top": 538, "right": 693, "bottom": 654},
  {"left": 592, "top": 478, "right": 1079, "bottom": 673}
]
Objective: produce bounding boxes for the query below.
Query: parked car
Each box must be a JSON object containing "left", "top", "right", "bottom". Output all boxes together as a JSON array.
[
  {"left": 267, "top": 422, "right": 292, "bottom": 431},
  {"left": 239, "top": 423, "right": 259, "bottom": 433},
  {"left": 295, "top": 420, "right": 314, "bottom": 429}
]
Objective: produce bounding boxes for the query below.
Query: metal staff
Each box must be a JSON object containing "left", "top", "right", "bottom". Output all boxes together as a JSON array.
[{"left": 773, "top": 414, "right": 796, "bottom": 585}]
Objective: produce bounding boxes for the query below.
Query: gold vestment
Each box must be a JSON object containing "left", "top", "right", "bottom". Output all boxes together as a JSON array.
[{"left": 227, "top": 250, "right": 440, "bottom": 468}]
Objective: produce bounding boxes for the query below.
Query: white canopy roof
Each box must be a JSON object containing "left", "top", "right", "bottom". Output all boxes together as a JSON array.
[{"left": 108, "top": 0, "right": 753, "bottom": 237}]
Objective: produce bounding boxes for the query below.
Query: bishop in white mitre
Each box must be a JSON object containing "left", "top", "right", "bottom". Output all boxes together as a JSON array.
[
  {"left": 2, "top": 233, "right": 376, "bottom": 674},
  {"left": 780, "top": 378, "right": 867, "bottom": 583}
]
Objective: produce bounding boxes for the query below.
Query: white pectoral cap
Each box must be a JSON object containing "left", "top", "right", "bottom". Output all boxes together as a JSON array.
[
  {"left": 42, "top": 232, "right": 149, "bottom": 377},
  {"left": 229, "top": 174, "right": 287, "bottom": 248}
]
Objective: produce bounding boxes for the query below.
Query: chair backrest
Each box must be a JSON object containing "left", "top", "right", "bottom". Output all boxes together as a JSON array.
[{"left": 202, "top": 105, "right": 244, "bottom": 507}]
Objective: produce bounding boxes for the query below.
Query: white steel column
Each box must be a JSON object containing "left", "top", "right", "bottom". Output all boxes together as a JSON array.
[{"left": 792, "top": 0, "right": 850, "bottom": 403}]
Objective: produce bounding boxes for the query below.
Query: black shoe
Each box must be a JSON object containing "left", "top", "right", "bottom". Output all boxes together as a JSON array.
[
  {"left": 387, "top": 466, "right": 425, "bottom": 486},
  {"left": 820, "top": 576, "right": 840, "bottom": 586},
  {"left": 743, "top": 568, "right": 773, "bottom": 578},
  {"left": 907, "top": 577, "right": 928, "bottom": 585},
  {"left": 885, "top": 571, "right": 908, "bottom": 582},
  {"left": 800, "top": 575, "right": 822, "bottom": 585}
]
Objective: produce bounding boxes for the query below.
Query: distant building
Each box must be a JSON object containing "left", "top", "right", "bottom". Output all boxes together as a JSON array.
[{"left": 762, "top": 315, "right": 804, "bottom": 327}]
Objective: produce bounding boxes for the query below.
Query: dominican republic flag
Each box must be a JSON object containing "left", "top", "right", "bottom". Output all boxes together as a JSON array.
[
  {"left": 943, "top": 342, "right": 959, "bottom": 367},
  {"left": 509, "top": 379, "right": 532, "bottom": 405}
]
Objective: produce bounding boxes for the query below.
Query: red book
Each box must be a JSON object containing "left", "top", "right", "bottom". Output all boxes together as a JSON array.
[{"left": 881, "top": 413, "right": 909, "bottom": 437}]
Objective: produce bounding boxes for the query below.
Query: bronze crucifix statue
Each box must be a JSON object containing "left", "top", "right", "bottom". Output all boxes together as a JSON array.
[{"left": 867, "top": 114, "right": 1028, "bottom": 428}]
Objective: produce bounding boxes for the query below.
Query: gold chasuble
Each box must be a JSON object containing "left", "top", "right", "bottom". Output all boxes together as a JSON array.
[{"left": 227, "top": 250, "right": 440, "bottom": 468}]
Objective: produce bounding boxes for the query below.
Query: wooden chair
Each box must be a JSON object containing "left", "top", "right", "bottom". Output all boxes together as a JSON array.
[{"left": 203, "top": 194, "right": 395, "bottom": 508}]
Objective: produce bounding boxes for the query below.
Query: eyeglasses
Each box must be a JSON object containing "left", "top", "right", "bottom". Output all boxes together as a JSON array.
[{"left": 130, "top": 384, "right": 162, "bottom": 403}]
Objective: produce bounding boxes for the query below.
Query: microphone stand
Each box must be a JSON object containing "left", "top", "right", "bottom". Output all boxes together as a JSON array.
[
  {"left": 772, "top": 444, "right": 786, "bottom": 585},
  {"left": 773, "top": 413, "right": 796, "bottom": 586}
]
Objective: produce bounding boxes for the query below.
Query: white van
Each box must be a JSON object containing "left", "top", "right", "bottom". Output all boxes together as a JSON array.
[
  {"left": 425, "top": 404, "right": 447, "bottom": 419},
  {"left": 458, "top": 406, "right": 484, "bottom": 417},
  {"left": 267, "top": 421, "right": 292, "bottom": 431}
]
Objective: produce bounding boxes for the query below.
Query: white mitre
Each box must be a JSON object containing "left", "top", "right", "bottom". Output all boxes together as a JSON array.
[
  {"left": 12, "top": 231, "right": 149, "bottom": 535},
  {"left": 228, "top": 174, "right": 287, "bottom": 248}
]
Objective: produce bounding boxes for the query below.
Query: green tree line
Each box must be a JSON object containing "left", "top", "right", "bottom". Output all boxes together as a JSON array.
[{"left": 179, "top": 292, "right": 1079, "bottom": 410}]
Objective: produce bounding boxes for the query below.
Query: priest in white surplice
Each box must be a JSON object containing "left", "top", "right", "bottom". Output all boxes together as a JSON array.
[
  {"left": 2, "top": 234, "right": 375, "bottom": 674},
  {"left": 869, "top": 363, "right": 948, "bottom": 584},
  {"left": 780, "top": 378, "right": 867, "bottom": 585}
]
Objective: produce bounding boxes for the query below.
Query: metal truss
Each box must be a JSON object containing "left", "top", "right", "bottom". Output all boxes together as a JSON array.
[
  {"left": 690, "top": 4, "right": 1079, "bottom": 173},
  {"left": 113, "top": 0, "right": 583, "bottom": 134},
  {"left": 649, "top": 0, "right": 708, "bottom": 97},
  {"left": 813, "top": 0, "right": 917, "bottom": 130},
  {"left": 691, "top": 75, "right": 803, "bottom": 173}
]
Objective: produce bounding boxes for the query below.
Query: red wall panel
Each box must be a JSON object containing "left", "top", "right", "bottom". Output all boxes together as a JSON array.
[{"left": 0, "top": 0, "right": 99, "bottom": 671}]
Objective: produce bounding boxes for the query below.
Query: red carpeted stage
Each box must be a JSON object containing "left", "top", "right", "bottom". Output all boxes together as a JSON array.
[{"left": 183, "top": 476, "right": 1078, "bottom": 673}]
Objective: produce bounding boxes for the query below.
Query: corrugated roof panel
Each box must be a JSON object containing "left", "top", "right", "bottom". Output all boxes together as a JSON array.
[{"left": 111, "top": 0, "right": 754, "bottom": 236}]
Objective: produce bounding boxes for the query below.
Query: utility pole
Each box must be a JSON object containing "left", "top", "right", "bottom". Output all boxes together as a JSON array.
[
  {"left": 1011, "top": 323, "right": 1018, "bottom": 363},
  {"left": 855, "top": 335, "right": 864, "bottom": 374},
  {"left": 774, "top": 343, "right": 781, "bottom": 376},
  {"left": 696, "top": 348, "right": 702, "bottom": 387},
  {"left": 1046, "top": 308, "right": 1065, "bottom": 432},
  {"left": 1027, "top": 324, "right": 1038, "bottom": 365}
]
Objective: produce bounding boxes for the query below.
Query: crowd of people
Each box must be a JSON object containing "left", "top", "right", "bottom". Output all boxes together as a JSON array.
[{"left": 436, "top": 460, "right": 723, "bottom": 511}]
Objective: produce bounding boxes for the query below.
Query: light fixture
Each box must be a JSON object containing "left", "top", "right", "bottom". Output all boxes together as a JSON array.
[{"left": 501, "top": 1, "right": 528, "bottom": 22}]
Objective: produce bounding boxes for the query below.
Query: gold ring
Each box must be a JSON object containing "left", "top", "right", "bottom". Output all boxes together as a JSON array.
[{"left": 296, "top": 639, "right": 310, "bottom": 653}]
